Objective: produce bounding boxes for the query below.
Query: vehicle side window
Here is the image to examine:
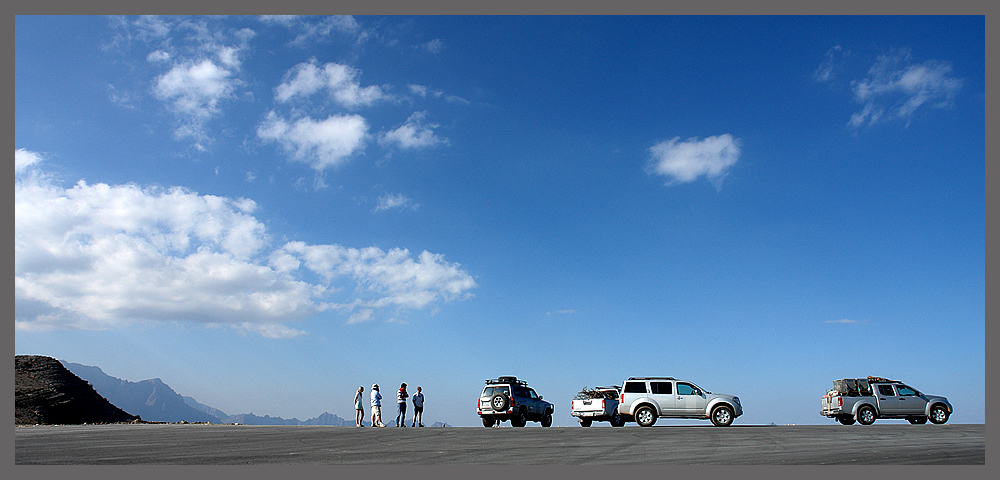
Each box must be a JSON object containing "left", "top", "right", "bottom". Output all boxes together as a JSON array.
[
  {"left": 529, "top": 389, "right": 538, "bottom": 399},
  {"left": 677, "top": 383, "right": 697, "bottom": 395},
  {"left": 897, "top": 385, "right": 917, "bottom": 396},
  {"left": 513, "top": 386, "right": 528, "bottom": 398},
  {"left": 624, "top": 382, "right": 647, "bottom": 393},
  {"left": 651, "top": 382, "right": 672, "bottom": 395},
  {"left": 878, "top": 385, "right": 896, "bottom": 396}
]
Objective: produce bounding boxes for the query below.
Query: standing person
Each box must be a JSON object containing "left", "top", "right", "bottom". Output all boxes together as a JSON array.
[
  {"left": 411, "top": 386, "right": 425, "bottom": 427},
  {"left": 354, "top": 386, "right": 365, "bottom": 427},
  {"left": 370, "top": 384, "right": 384, "bottom": 427},
  {"left": 395, "top": 383, "right": 409, "bottom": 427}
]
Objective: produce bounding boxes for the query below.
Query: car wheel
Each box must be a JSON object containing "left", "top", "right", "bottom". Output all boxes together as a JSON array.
[
  {"left": 490, "top": 393, "right": 510, "bottom": 411},
  {"left": 929, "top": 404, "right": 950, "bottom": 424},
  {"left": 578, "top": 418, "right": 592, "bottom": 427},
  {"left": 610, "top": 411, "right": 625, "bottom": 427},
  {"left": 907, "top": 416, "right": 928, "bottom": 424},
  {"left": 482, "top": 416, "right": 495, "bottom": 428},
  {"left": 710, "top": 405, "right": 734, "bottom": 427},
  {"left": 635, "top": 405, "right": 656, "bottom": 427},
  {"left": 541, "top": 412, "right": 552, "bottom": 427},
  {"left": 857, "top": 405, "right": 876, "bottom": 425},
  {"left": 838, "top": 415, "right": 856, "bottom": 425},
  {"left": 511, "top": 410, "right": 527, "bottom": 427}
]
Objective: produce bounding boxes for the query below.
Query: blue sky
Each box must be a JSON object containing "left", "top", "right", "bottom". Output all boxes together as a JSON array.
[{"left": 15, "top": 15, "right": 984, "bottom": 426}]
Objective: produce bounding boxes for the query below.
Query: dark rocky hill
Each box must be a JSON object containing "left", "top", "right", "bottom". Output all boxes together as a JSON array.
[
  {"left": 62, "top": 361, "right": 220, "bottom": 424},
  {"left": 15, "top": 355, "right": 139, "bottom": 425}
]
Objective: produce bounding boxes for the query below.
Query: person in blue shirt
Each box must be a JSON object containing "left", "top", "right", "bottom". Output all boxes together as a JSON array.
[
  {"left": 370, "top": 384, "right": 384, "bottom": 427},
  {"left": 411, "top": 386, "right": 425, "bottom": 427}
]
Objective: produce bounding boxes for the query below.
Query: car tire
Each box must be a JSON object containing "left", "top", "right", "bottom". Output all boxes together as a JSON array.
[
  {"left": 482, "top": 416, "right": 495, "bottom": 428},
  {"left": 509, "top": 410, "right": 527, "bottom": 427},
  {"left": 838, "top": 415, "right": 856, "bottom": 425},
  {"left": 929, "top": 404, "right": 950, "bottom": 424},
  {"left": 907, "top": 416, "right": 928, "bottom": 424},
  {"left": 857, "top": 405, "right": 876, "bottom": 425},
  {"left": 541, "top": 412, "right": 552, "bottom": 427},
  {"left": 578, "top": 418, "right": 592, "bottom": 427},
  {"left": 610, "top": 411, "right": 625, "bottom": 427},
  {"left": 710, "top": 405, "right": 734, "bottom": 427},
  {"left": 635, "top": 405, "right": 657, "bottom": 427},
  {"left": 490, "top": 393, "right": 510, "bottom": 412}
]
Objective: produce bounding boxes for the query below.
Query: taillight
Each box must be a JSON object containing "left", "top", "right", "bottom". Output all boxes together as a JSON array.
[
  {"left": 620, "top": 392, "right": 625, "bottom": 403},
  {"left": 838, "top": 397, "right": 843, "bottom": 407},
  {"left": 601, "top": 399, "right": 606, "bottom": 409}
]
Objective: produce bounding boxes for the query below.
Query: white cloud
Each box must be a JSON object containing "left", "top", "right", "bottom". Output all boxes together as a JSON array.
[
  {"left": 153, "top": 58, "right": 237, "bottom": 146},
  {"left": 275, "top": 60, "right": 389, "bottom": 108},
  {"left": 15, "top": 148, "right": 43, "bottom": 174},
  {"left": 257, "top": 111, "right": 369, "bottom": 171},
  {"left": 374, "top": 193, "right": 419, "bottom": 213},
  {"left": 286, "top": 16, "right": 361, "bottom": 46},
  {"left": 379, "top": 111, "right": 447, "bottom": 149},
  {"left": 407, "top": 84, "right": 470, "bottom": 105},
  {"left": 647, "top": 134, "right": 741, "bottom": 188},
  {"left": 14, "top": 151, "right": 477, "bottom": 335},
  {"left": 273, "top": 242, "right": 477, "bottom": 313},
  {"left": 848, "top": 50, "right": 963, "bottom": 128},
  {"left": 814, "top": 45, "right": 846, "bottom": 83},
  {"left": 826, "top": 319, "right": 859, "bottom": 324}
]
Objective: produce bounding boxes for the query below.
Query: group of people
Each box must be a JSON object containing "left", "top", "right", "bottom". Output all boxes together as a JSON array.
[{"left": 354, "top": 383, "right": 425, "bottom": 427}]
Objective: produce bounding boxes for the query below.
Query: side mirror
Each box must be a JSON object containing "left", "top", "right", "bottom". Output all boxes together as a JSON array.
[{"left": 538, "top": 396, "right": 543, "bottom": 400}]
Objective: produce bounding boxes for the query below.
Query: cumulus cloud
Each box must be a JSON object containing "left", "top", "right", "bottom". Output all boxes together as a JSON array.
[
  {"left": 257, "top": 111, "right": 368, "bottom": 171},
  {"left": 275, "top": 60, "right": 389, "bottom": 108},
  {"left": 846, "top": 50, "right": 963, "bottom": 128},
  {"left": 15, "top": 148, "right": 43, "bottom": 174},
  {"left": 271, "top": 242, "right": 477, "bottom": 312},
  {"left": 379, "top": 111, "right": 447, "bottom": 149},
  {"left": 374, "top": 193, "right": 419, "bottom": 213},
  {"left": 106, "top": 16, "right": 256, "bottom": 150},
  {"left": 647, "top": 134, "right": 741, "bottom": 188},
  {"left": 15, "top": 150, "right": 476, "bottom": 335}
]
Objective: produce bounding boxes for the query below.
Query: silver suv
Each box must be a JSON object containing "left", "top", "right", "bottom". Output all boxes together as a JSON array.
[
  {"left": 618, "top": 376, "right": 743, "bottom": 427},
  {"left": 477, "top": 376, "right": 554, "bottom": 427}
]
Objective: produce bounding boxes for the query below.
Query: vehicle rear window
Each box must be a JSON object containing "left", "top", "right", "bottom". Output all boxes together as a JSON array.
[
  {"left": 623, "top": 382, "right": 647, "bottom": 393},
  {"left": 878, "top": 385, "right": 896, "bottom": 396},
  {"left": 651, "top": 382, "right": 672, "bottom": 394},
  {"left": 483, "top": 386, "right": 510, "bottom": 397}
]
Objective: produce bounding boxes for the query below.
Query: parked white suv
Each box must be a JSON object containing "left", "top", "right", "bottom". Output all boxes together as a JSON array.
[{"left": 618, "top": 376, "right": 743, "bottom": 427}]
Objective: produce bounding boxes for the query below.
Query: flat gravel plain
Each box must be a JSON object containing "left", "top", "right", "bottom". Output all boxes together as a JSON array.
[{"left": 14, "top": 423, "right": 984, "bottom": 464}]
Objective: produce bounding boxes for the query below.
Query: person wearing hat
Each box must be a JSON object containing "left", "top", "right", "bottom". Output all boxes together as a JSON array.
[
  {"left": 395, "top": 383, "right": 409, "bottom": 427},
  {"left": 370, "top": 384, "right": 384, "bottom": 427}
]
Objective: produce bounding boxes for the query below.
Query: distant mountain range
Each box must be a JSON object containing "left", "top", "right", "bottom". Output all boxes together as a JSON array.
[{"left": 61, "top": 361, "right": 355, "bottom": 426}]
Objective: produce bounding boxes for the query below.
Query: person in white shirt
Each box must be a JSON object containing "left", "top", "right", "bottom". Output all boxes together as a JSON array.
[
  {"left": 370, "top": 384, "right": 384, "bottom": 427},
  {"left": 411, "top": 386, "right": 425, "bottom": 427}
]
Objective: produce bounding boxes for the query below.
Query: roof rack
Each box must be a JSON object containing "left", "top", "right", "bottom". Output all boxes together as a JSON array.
[
  {"left": 627, "top": 376, "right": 675, "bottom": 381},
  {"left": 485, "top": 376, "right": 528, "bottom": 386}
]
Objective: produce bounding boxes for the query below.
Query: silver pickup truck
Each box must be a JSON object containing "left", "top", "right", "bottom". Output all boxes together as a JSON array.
[
  {"left": 820, "top": 377, "right": 953, "bottom": 425},
  {"left": 617, "top": 376, "right": 743, "bottom": 427}
]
